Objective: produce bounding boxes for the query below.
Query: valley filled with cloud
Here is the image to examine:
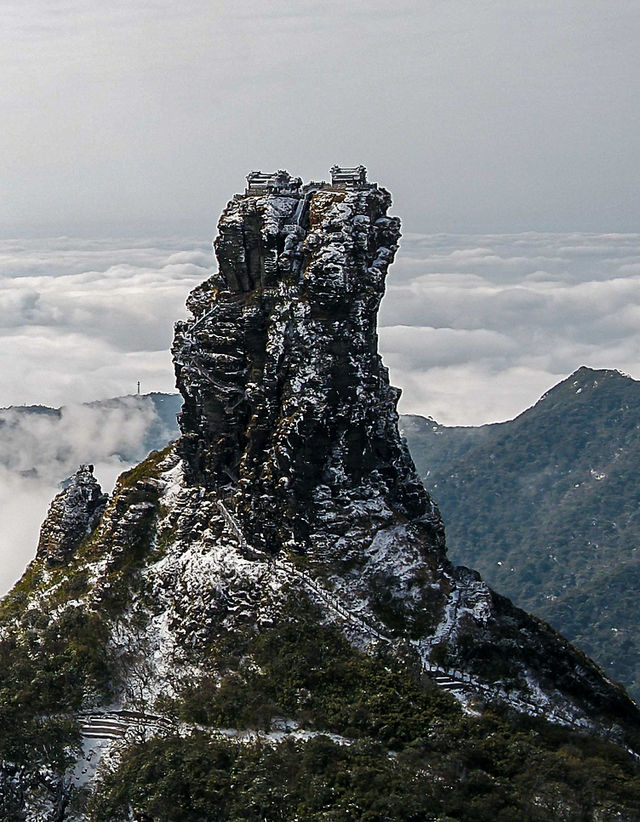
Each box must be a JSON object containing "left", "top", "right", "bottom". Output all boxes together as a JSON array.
[
  {"left": 0, "top": 236, "right": 208, "bottom": 406},
  {"left": 0, "top": 398, "right": 165, "bottom": 594}
]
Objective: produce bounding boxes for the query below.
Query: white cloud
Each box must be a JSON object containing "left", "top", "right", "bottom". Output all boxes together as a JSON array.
[
  {"left": 380, "top": 326, "right": 515, "bottom": 370},
  {"left": 380, "top": 232, "right": 640, "bottom": 424},
  {"left": 0, "top": 237, "right": 207, "bottom": 406},
  {"left": 0, "top": 397, "right": 175, "bottom": 596},
  {"left": 2, "top": 231, "right": 640, "bottom": 423},
  {"left": 0, "top": 235, "right": 203, "bottom": 594},
  {"left": 390, "top": 363, "right": 561, "bottom": 429}
]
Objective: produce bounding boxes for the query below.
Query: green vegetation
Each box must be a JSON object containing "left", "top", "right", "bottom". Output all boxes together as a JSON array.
[
  {"left": 0, "top": 595, "right": 104, "bottom": 815},
  {"left": 0, "top": 606, "right": 111, "bottom": 714},
  {"left": 89, "top": 595, "right": 640, "bottom": 821},
  {"left": 0, "top": 447, "right": 172, "bottom": 716},
  {"left": 77, "top": 446, "right": 171, "bottom": 613},
  {"left": 2, "top": 416, "right": 640, "bottom": 818},
  {"left": 176, "top": 596, "right": 457, "bottom": 740},
  {"left": 89, "top": 731, "right": 640, "bottom": 822},
  {"left": 403, "top": 368, "right": 640, "bottom": 701},
  {"left": 118, "top": 444, "right": 173, "bottom": 490},
  {"left": 0, "top": 447, "right": 174, "bottom": 813}
]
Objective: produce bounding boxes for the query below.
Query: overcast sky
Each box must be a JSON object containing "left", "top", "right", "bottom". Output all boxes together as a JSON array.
[{"left": 2, "top": 1, "right": 639, "bottom": 236}]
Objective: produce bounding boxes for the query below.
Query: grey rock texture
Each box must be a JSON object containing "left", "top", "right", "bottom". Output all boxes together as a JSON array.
[
  {"left": 173, "top": 176, "right": 441, "bottom": 557},
  {"left": 2, "top": 173, "right": 639, "bottom": 822},
  {"left": 36, "top": 464, "right": 107, "bottom": 566}
]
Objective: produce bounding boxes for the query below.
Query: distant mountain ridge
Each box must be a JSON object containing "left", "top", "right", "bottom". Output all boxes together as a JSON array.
[{"left": 401, "top": 366, "right": 640, "bottom": 701}]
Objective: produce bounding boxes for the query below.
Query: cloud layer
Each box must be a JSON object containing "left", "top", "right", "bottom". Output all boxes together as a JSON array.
[
  {"left": 381, "top": 233, "right": 640, "bottom": 424},
  {"left": 2, "top": 231, "right": 640, "bottom": 592},
  {"left": 0, "top": 236, "right": 202, "bottom": 595},
  {"left": 0, "top": 237, "right": 207, "bottom": 406},
  {"left": 2, "top": 231, "right": 640, "bottom": 422}
]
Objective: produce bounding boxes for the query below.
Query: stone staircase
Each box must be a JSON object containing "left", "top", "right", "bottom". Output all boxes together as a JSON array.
[
  {"left": 432, "top": 673, "right": 466, "bottom": 691},
  {"left": 79, "top": 713, "right": 128, "bottom": 740},
  {"left": 79, "top": 710, "right": 175, "bottom": 741}
]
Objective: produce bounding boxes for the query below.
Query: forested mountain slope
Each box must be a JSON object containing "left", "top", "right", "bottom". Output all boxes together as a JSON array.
[{"left": 401, "top": 367, "right": 640, "bottom": 701}]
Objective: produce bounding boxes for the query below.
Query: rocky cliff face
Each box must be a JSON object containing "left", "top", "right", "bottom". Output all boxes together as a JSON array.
[
  {"left": 36, "top": 464, "right": 107, "bottom": 566},
  {"left": 1, "top": 171, "right": 640, "bottom": 820},
  {"left": 173, "top": 174, "right": 438, "bottom": 556},
  {"left": 169, "top": 171, "right": 636, "bottom": 737}
]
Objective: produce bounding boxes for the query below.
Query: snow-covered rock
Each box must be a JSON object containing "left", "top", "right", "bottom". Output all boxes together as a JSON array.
[{"left": 36, "top": 464, "right": 107, "bottom": 566}]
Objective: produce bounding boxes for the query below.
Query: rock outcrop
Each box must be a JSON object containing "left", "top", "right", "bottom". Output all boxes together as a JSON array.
[
  {"left": 36, "top": 464, "right": 107, "bottom": 565},
  {"left": 172, "top": 170, "right": 640, "bottom": 736},
  {"left": 173, "top": 172, "right": 439, "bottom": 558}
]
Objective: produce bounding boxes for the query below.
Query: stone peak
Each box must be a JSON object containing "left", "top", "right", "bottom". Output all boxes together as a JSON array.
[
  {"left": 172, "top": 173, "right": 443, "bottom": 555},
  {"left": 36, "top": 464, "right": 107, "bottom": 566}
]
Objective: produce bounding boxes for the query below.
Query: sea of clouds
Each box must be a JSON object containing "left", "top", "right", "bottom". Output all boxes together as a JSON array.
[
  {"left": 0, "top": 236, "right": 207, "bottom": 593},
  {"left": 0, "top": 236, "right": 209, "bottom": 407},
  {"left": 381, "top": 232, "right": 640, "bottom": 425},
  {"left": 1, "top": 231, "right": 640, "bottom": 593}
]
